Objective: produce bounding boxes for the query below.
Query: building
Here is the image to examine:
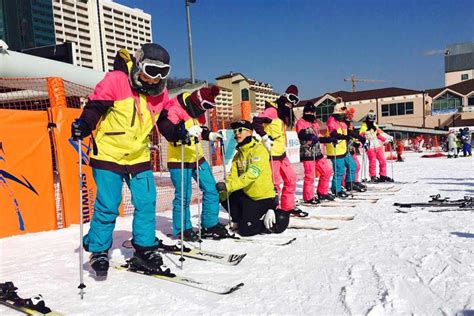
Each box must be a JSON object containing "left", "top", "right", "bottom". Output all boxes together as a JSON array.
[
  {"left": 215, "top": 72, "right": 279, "bottom": 120},
  {"left": 297, "top": 79, "right": 474, "bottom": 138},
  {"left": 0, "top": 0, "right": 56, "bottom": 51},
  {"left": 52, "top": 0, "right": 151, "bottom": 71},
  {"left": 445, "top": 42, "right": 474, "bottom": 86}
]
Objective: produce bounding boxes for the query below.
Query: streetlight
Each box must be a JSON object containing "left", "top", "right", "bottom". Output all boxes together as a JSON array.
[{"left": 185, "top": 0, "right": 196, "bottom": 84}]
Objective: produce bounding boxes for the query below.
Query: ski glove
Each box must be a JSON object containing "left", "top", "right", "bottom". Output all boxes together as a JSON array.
[
  {"left": 262, "top": 209, "right": 276, "bottom": 230},
  {"left": 209, "top": 129, "right": 226, "bottom": 142},
  {"left": 310, "top": 134, "right": 319, "bottom": 145},
  {"left": 216, "top": 182, "right": 227, "bottom": 192},
  {"left": 71, "top": 118, "right": 91, "bottom": 141},
  {"left": 187, "top": 125, "right": 202, "bottom": 138},
  {"left": 261, "top": 134, "right": 274, "bottom": 152}
]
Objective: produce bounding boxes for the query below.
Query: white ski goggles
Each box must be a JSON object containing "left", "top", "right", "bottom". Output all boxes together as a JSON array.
[
  {"left": 283, "top": 93, "right": 300, "bottom": 106},
  {"left": 196, "top": 90, "right": 215, "bottom": 110},
  {"left": 140, "top": 62, "right": 171, "bottom": 80}
]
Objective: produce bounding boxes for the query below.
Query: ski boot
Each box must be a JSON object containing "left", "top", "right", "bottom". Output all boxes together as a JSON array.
[
  {"left": 201, "top": 223, "right": 234, "bottom": 240},
  {"left": 353, "top": 182, "right": 367, "bottom": 192},
  {"left": 332, "top": 189, "right": 349, "bottom": 199},
  {"left": 318, "top": 192, "right": 336, "bottom": 201},
  {"left": 369, "top": 176, "right": 380, "bottom": 183},
  {"left": 89, "top": 251, "right": 109, "bottom": 277},
  {"left": 183, "top": 229, "right": 201, "bottom": 242},
  {"left": 289, "top": 207, "right": 309, "bottom": 217},
  {"left": 131, "top": 244, "right": 171, "bottom": 275},
  {"left": 344, "top": 182, "right": 359, "bottom": 192},
  {"left": 302, "top": 197, "right": 321, "bottom": 205},
  {"left": 379, "top": 175, "right": 394, "bottom": 182}
]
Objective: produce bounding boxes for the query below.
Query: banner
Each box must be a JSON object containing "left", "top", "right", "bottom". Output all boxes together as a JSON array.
[
  {"left": 0, "top": 110, "right": 57, "bottom": 237},
  {"left": 49, "top": 107, "right": 97, "bottom": 227}
]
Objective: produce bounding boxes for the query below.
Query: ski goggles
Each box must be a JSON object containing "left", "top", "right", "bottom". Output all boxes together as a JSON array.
[
  {"left": 233, "top": 127, "right": 252, "bottom": 135},
  {"left": 283, "top": 93, "right": 300, "bottom": 106},
  {"left": 367, "top": 113, "right": 377, "bottom": 121},
  {"left": 196, "top": 90, "right": 216, "bottom": 110},
  {"left": 140, "top": 62, "right": 171, "bottom": 80}
]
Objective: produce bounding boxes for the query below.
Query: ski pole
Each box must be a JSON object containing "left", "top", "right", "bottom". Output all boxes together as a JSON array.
[
  {"left": 194, "top": 138, "right": 202, "bottom": 250},
  {"left": 179, "top": 141, "right": 185, "bottom": 269},
  {"left": 219, "top": 138, "right": 232, "bottom": 223},
  {"left": 390, "top": 140, "right": 395, "bottom": 181},
  {"left": 77, "top": 139, "right": 86, "bottom": 299},
  {"left": 333, "top": 141, "right": 339, "bottom": 198}
]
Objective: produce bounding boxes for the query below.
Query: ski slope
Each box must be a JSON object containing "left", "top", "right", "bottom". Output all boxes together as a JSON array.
[{"left": 1, "top": 152, "right": 473, "bottom": 315}]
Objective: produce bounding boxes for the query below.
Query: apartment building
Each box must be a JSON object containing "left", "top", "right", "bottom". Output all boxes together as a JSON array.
[
  {"left": 52, "top": 0, "right": 151, "bottom": 71},
  {"left": 215, "top": 72, "right": 279, "bottom": 120},
  {"left": 445, "top": 42, "right": 474, "bottom": 86}
]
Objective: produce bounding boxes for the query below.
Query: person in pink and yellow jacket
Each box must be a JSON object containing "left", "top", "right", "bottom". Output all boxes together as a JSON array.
[
  {"left": 295, "top": 102, "right": 337, "bottom": 204},
  {"left": 359, "top": 110, "right": 394, "bottom": 182},
  {"left": 253, "top": 85, "right": 306, "bottom": 217}
]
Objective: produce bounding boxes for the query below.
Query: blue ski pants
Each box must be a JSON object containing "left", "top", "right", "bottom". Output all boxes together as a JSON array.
[
  {"left": 84, "top": 169, "right": 158, "bottom": 253},
  {"left": 330, "top": 154, "right": 356, "bottom": 193},
  {"left": 462, "top": 143, "right": 472, "bottom": 156},
  {"left": 169, "top": 161, "right": 219, "bottom": 235}
]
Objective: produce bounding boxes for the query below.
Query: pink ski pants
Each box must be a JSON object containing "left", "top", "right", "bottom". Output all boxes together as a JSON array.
[
  {"left": 302, "top": 158, "right": 333, "bottom": 201},
  {"left": 367, "top": 146, "right": 387, "bottom": 177},
  {"left": 271, "top": 156, "right": 296, "bottom": 211}
]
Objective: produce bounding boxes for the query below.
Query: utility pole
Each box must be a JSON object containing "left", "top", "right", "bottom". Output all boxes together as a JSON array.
[
  {"left": 185, "top": 0, "right": 196, "bottom": 84},
  {"left": 344, "top": 75, "right": 384, "bottom": 92}
]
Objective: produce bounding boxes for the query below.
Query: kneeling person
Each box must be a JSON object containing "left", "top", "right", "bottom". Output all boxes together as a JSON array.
[{"left": 216, "top": 121, "right": 289, "bottom": 236}]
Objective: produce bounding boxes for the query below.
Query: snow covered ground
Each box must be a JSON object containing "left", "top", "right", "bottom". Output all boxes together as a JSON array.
[{"left": 1, "top": 152, "right": 473, "bottom": 315}]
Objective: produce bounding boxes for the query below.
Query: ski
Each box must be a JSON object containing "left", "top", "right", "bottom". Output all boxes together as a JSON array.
[
  {"left": 0, "top": 282, "right": 63, "bottom": 316},
  {"left": 121, "top": 239, "right": 246, "bottom": 266},
  {"left": 298, "top": 200, "right": 357, "bottom": 208},
  {"left": 288, "top": 223, "right": 338, "bottom": 230},
  {"left": 394, "top": 201, "right": 473, "bottom": 208},
  {"left": 428, "top": 207, "right": 474, "bottom": 213},
  {"left": 311, "top": 214, "right": 355, "bottom": 221},
  {"left": 114, "top": 260, "right": 244, "bottom": 295},
  {"left": 367, "top": 185, "right": 397, "bottom": 191},
  {"left": 344, "top": 197, "right": 378, "bottom": 203},
  {"left": 231, "top": 236, "right": 297, "bottom": 246}
]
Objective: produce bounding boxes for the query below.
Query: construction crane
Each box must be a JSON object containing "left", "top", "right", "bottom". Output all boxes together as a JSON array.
[{"left": 344, "top": 75, "right": 384, "bottom": 92}]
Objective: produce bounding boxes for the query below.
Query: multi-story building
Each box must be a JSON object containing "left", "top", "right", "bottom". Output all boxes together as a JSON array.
[
  {"left": 52, "top": 0, "right": 151, "bottom": 71},
  {"left": 0, "top": 0, "right": 56, "bottom": 51},
  {"left": 445, "top": 42, "right": 474, "bottom": 86},
  {"left": 215, "top": 72, "right": 279, "bottom": 120}
]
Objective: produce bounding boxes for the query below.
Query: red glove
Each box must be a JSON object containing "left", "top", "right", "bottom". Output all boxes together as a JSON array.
[{"left": 190, "top": 86, "right": 220, "bottom": 110}]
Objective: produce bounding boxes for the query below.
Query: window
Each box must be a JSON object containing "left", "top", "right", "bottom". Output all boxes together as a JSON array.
[
  {"left": 432, "top": 92, "right": 461, "bottom": 114},
  {"left": 468, "top": 95, "right": 474, "bottom": 106},
  {"left": 461, "top": 74, "right": 469, "bottom": 81},
  {"left": 315, "top": 99, "right": 336, "bottom": 122},
  {"left": 381, "top": 102, "right": 414, "bottom": 117}
]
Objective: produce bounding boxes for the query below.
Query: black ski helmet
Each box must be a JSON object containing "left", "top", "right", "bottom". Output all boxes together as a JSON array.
[
  {"left": 130, "top": 43, "right": 170, "bottom": 96},
  {"left": 303, "top": 102, "right": 316, "bottom": 114}
]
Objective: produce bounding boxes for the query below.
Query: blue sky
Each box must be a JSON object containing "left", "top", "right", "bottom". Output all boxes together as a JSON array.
[{"left": 114, "top": 0, "right": 473, "bottom": 99}]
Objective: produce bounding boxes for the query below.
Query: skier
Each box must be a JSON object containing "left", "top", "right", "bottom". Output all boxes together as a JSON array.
[
  {"left": 396, "top": 139, "right": 404, "bottom": 162},
  {"left": 295, "top": 102, "right": 336, "bottom": 203},
  {"left": 253, "top": 85, "right": 305, "bottom": 216},
  {"left": 341, "top": 106, "right": 367, "bottom": 192},
  {"left": 325, "top": 98, "right": 358, "bottom": 198},
  {"left": 359, "top": 110, "right": 394, "bottom": 182},
  {"left": 447, "top": 130, "right": 458, "bottom": 158},
  {"left": 460, "top": 127, "right": 472, "bottom": 157},
  {"left": 157, "top": 85, "right": 230, "bottom": 241},
  {"left": 71, "top": 44, "right": 172, "bottom": 275},
  {"left": 215, "top": 120, "right": 289, "bottom": 236}
]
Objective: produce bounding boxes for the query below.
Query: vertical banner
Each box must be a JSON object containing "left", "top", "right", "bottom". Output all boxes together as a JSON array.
[
  {"left": 49, "top": 106, "right": 97, "bottom": 227},
  {"left": 0, "top": 110, "right": 57, "bottom": 237}
]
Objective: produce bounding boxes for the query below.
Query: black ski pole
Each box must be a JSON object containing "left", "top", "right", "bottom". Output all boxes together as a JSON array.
[{"left": 77, "top": 139, "right": 86, "bottom": 299}]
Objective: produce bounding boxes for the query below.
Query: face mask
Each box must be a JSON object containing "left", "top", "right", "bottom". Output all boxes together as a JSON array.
[{"left": 303, "top": 113, "right": 316, "bottom": 122}]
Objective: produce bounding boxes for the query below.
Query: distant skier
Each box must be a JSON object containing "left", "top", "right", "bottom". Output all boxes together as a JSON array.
[
  {"left": 447, "top": 130, "right": 458, "bottom": 158},
  {"left": 216, "top": 120, "right": 289, "bottom": 236},
  {"left": 359, "top": 110, "right": 394, "bottom": 182},
  {"left": 71, "top": 44, "right": 172, "bottom": 275},
  {"left": 295, "top": 102, "right": 336, "bottom": 203},
  {"left": 395, "top": 139, "right": 405, "bottom": 162},
  {"left": 253, "top": 85, "right": 306, "bottom": 216},
  {"left": 158, "top": 85, "right": 230, "bottom": 241},
  {"left": 460, "top": 127, "right": 472, "bottom": 157}
]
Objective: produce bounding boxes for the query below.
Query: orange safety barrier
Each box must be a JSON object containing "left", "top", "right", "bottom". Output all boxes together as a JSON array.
[{"left": 0, "top": 110, "right": 57, "bottom": 237}]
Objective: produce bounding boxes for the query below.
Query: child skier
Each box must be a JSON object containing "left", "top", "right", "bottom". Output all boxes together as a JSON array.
[
  {"left": 295, "top": 102, "right": 336, "bottom": 203},
  {"left": 253, "top": 85, "right": 305, "bottom": 216},
  {"left": 359, "top": 110, "right": 394, "bottom": 182},
  {"left": 215, "top": 120, "right": 289, "bottom": 236},
  {"left": 71, "top": 44, "right": 172, "bottom": 275},
  {"left": 157, "top": 85, "right": 230, "bottom": 241},
  {"left": 447, "top": 130, "right": 458, "bottom": 158}
]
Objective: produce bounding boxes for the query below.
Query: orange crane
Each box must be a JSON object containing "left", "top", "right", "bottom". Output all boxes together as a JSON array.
[{"left": 344, "top": 75, "right": 384, "bottom": 92}]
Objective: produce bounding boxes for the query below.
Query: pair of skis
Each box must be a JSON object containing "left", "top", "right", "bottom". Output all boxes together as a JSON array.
[{"left": 394, "top": 195, "right": 474, "bottom": 213}]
